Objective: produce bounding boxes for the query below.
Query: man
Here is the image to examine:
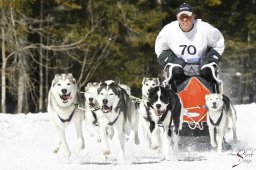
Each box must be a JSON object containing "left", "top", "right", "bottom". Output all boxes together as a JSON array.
[{"left": 155, "top": 3, "right": 224, "bottom": 91}]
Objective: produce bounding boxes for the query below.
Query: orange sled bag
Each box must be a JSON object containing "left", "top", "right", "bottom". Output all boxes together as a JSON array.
[{"left": 177, "top": 77, "right": 214, "bottom": 135}]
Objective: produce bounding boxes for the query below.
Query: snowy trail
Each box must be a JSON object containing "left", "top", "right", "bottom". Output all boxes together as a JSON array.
[{"left": 0, "top": 104, "right": 256, "bottom": 170}]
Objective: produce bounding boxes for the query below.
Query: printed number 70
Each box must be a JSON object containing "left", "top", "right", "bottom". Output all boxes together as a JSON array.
[{"left": 179, "top": 45, "right": 196, "bottom": 55}]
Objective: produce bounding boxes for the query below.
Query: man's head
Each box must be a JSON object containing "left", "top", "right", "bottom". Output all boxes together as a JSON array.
[{"left": 176, "top": 3, "right": 195, "bottom": 32}]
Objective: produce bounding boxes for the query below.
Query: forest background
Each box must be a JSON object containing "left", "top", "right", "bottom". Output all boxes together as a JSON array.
[{"left": 0, "top": 0, "right": 256, "bottom": 113}]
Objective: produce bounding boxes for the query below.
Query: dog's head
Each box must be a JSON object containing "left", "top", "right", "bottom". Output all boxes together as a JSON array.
[
  {"left": 51, "top": 73, "right": 78, "bottom": 106},
  {"left": 148, "top": 85, "right": 170, "bottom": 117},
  {"left": 84, "top": 82, "right": 99, "bottom": 109},
  {"left": 205, "top": 93, "right": 224, "bottom": 111},
  {"left": 142, "top": 77, "right": 160, "bottom": 99},
  {"left": 97, "top": 80, "right": 122, "bottom": 113}
]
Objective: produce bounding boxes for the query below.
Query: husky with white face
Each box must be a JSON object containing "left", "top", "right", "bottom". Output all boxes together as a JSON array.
[
  {"left": 141, "top": 77, "right": 160, "bottom": 100},
  {"left": 95, "top": 80, "right": 140, "bottom": 163},
  {"left": 139, "top": 77, "right": 161, "bottom": 150},
  {"left": 48, "top": 73, "right": 84, "bottom": 159},
  {"left": 205, "top": 93, "right": 238, "bottom": 153}
]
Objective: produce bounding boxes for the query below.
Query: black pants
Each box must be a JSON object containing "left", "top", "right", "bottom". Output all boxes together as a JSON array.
[{"left": 169, "top": 66, "right": 216, "bottom": 92}]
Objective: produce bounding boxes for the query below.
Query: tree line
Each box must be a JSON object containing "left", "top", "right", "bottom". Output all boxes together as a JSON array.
[{"left": 1, "top": 0, "right": 256, "bottom": 113}]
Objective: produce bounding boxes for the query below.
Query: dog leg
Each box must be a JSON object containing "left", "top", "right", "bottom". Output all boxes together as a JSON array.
[
  {"left": 232, "top": 121, "right": 238, "bottom": 144},
  {"left": 151, "top": 126, "right": 160, "bottom": 150},
  {"left": 217, "top": 130, "right": 224, "bottom": 154},
  {"left": 114, "top": 126, "right": 125, "bottom": 163},
  {"left": 162, "top": 130, "right": 171, "bottom": 160},
  {"left": 73, "top": 120, "right": 85, "bottom": 156},
  {"left": 208, "top": 126, "right": 217, "bottom": 148},
  {"left": 51, "top": 124, "right": 61, "bottom": 153},
  {"left": 57, "top": 128, "right": 71, "bottom": 159},
  {"left": 172, "top": 131, "right": 179, "bottom": 160}
]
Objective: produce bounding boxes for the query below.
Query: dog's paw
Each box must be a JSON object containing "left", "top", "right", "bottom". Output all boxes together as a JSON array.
[
  {"left": 63, "top": 150, "right": 71, "bottom": 159},
  {"left": 53, "top": 147, "right": 60, "bottom": 153},
  {"left": 103, "top": 149, "right": 111, "bottom": 156},
  {"left": 134, "top": 136, "right": 140, "bottom": 145},
  {"left": 152, "top": 144, "right": 159, "bottom": 150},
  {"left": 73, "top": 139, "right": 84, "bottom": 156},
  {"left": 211, "top": 141, "right": 217, "bottom": 148}
]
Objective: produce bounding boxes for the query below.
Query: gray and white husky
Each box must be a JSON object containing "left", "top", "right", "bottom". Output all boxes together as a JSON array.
[
  {"left": 139, "top": 77, "right": 161, "bottom": 149},
  {"left": 48, "top": 73, "right": 84, "bottom": 159},
  {"left": 95, "top": 80, "right": 140, "bottom": 163},
  {"left": 205, "top": 93, "right": 238, "bottom": 153},
  {"left": 141, "top": 77, "right": 160, "bottom": 100}
]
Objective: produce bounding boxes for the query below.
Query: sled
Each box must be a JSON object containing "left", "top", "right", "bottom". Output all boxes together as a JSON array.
[
  {"left": 164, "top": 62, "right": 223, "bottom": 136},
  {"left": 178, "top": 77, "right": 211, "bottom": 136}
]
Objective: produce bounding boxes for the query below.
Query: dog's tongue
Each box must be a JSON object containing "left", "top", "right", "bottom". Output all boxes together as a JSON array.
[
  {"left": 102, "top": 105, "right": 112, "bottom": 113},
  {"left": 62, "top": 95, "right": 71, "bottom": 100}
]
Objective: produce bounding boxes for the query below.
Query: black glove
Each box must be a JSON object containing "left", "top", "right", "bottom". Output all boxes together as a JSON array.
[
  {"left": 201, "top": 47, "right": 221, "bottom": 64},
  {"left": 157, "top": 49, "right": 186, "bottom": 68}
]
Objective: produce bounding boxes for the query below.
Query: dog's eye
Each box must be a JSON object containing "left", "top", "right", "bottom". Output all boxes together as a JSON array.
[
  {"left": 145, "top": 83, "right": 149, "bottom": 86},
  {"left": 99, "top": 92, "right": 104, "bottom": 95},
  {"left": 152, "top": 83, "right": 156, "bottom": 86},
  {"left": 67, "top": 83, "right": 71, "bottom": 86},
  {"left": 57, "top": 83, "right": 61, "bottom": 86},
  {"left": 109, "top": 93, "right": 114, "bottom": 96}
]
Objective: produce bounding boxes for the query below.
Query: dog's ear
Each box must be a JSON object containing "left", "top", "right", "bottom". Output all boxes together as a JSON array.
[
  {"left": 87, "top": 82, "right": 92, "bottom": 87},
  {"left": 84, "top": 86, "right": 89, "bottom": 92},
  {"left": 205, "top": 94, "right": 210, "bottom": 100},
  {"left": 156, "top": 78, "right": 160, "bottom": 85},
  {"left": 142, "top": 77, "right": 146, "bottom": 84},
  {"left": 219, "top": 94, "right": 223, "bottom": 100}
]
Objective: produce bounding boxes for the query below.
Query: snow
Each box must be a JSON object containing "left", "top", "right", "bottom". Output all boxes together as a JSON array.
[{"left": 0, "top": 104, "right": 256, "bottom": 170}]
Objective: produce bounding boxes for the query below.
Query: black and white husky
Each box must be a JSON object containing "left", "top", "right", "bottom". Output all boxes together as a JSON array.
[
  {"left": 205, "top": 93, "right": 238, "bottom": 153},
  {"left": 47, "top": 73, "right": 84, "bottom": 159},
  {"left": 95, "top": 80, "right": 140, "bottom": 162},
  {"left": 146, "top": 85, "right": 183, "bottom": 160}
]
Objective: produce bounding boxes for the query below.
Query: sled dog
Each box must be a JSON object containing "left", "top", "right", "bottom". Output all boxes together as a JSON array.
[
  {"left": 83, "top": 82, "right": 102, "bottom": 142},
  {"left": 84, "top": 82, "right": 100, "bottom": 109},
  {"left": 146, "top": 85, "right": 183, "bottom": 160},
  {"left": 141, "top": 77, "right": 160, "bottom": 100},
  {"left": 140, "top": 77, "right": 161, "bottom": 149},
  {"left": 48, "top": 73, "right": 84, "bottom": 159},
  {"left": 95, "top": 80, "right": 140, "bottom": 162},
  {"left": 205, "top": 93, "right": 238, "bottom": 153}
]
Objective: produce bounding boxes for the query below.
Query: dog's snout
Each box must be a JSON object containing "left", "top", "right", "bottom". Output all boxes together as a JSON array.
[
  {"left": 213, "top": 102, "right": 216, "bottom": 106},
  {"left": 156, "top": 104, "right": 161, "bottom": 109},
  {"left": 89, "top": 97, "right": 93, "bottom": 102},
  {"left": 61, "top": 89, "right": 67, "bottom": 94},
  {"left": 102, "top": 99, "right": 108, "bottom": 105}
]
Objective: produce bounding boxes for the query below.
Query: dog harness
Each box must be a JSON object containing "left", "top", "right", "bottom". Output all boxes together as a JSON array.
[
  {"left": 57, "top": 108, "right": 75, "bottom": 123},
  {"left": 209, "top": 108, "right": 223, "bottom": 126}
]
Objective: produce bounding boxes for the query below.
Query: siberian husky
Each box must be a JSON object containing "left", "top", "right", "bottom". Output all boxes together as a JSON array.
[
  {"left": 146, "top": 85, "right": 183, "bottom": 160},
  {"left": 139, "top": 77, "right": 161, "bottom": 149},
  {"left": 83, "top": 82, "right": 102, "bottom": 142},
  {"left": 95, "top": 80, "right": 140, "bottom": 162},
  {"left": 47, "top": 73, "right": 84, "bottom": 159},
  {"left": 205, "top": 93, "right": 238, "bottom": 153},
  {"left": 141, "top": 77, "right": 160, "bottom": 100}
]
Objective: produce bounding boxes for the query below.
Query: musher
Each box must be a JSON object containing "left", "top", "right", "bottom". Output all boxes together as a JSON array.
[{"left": 155, "top": 2, "right": 225, "bottom": 92}]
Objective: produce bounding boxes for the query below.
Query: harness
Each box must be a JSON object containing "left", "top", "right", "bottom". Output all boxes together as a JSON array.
[
  {"left": 57, "top": 105, "right": 76, "bottom": 123},
  {"left": 209, "top": 108, "right": 223, "bottom": 127}
]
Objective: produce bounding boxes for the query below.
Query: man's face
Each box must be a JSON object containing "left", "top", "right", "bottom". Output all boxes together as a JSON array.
[{"left": 177, "top": 14, "right": 195, "bottom": 32}]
